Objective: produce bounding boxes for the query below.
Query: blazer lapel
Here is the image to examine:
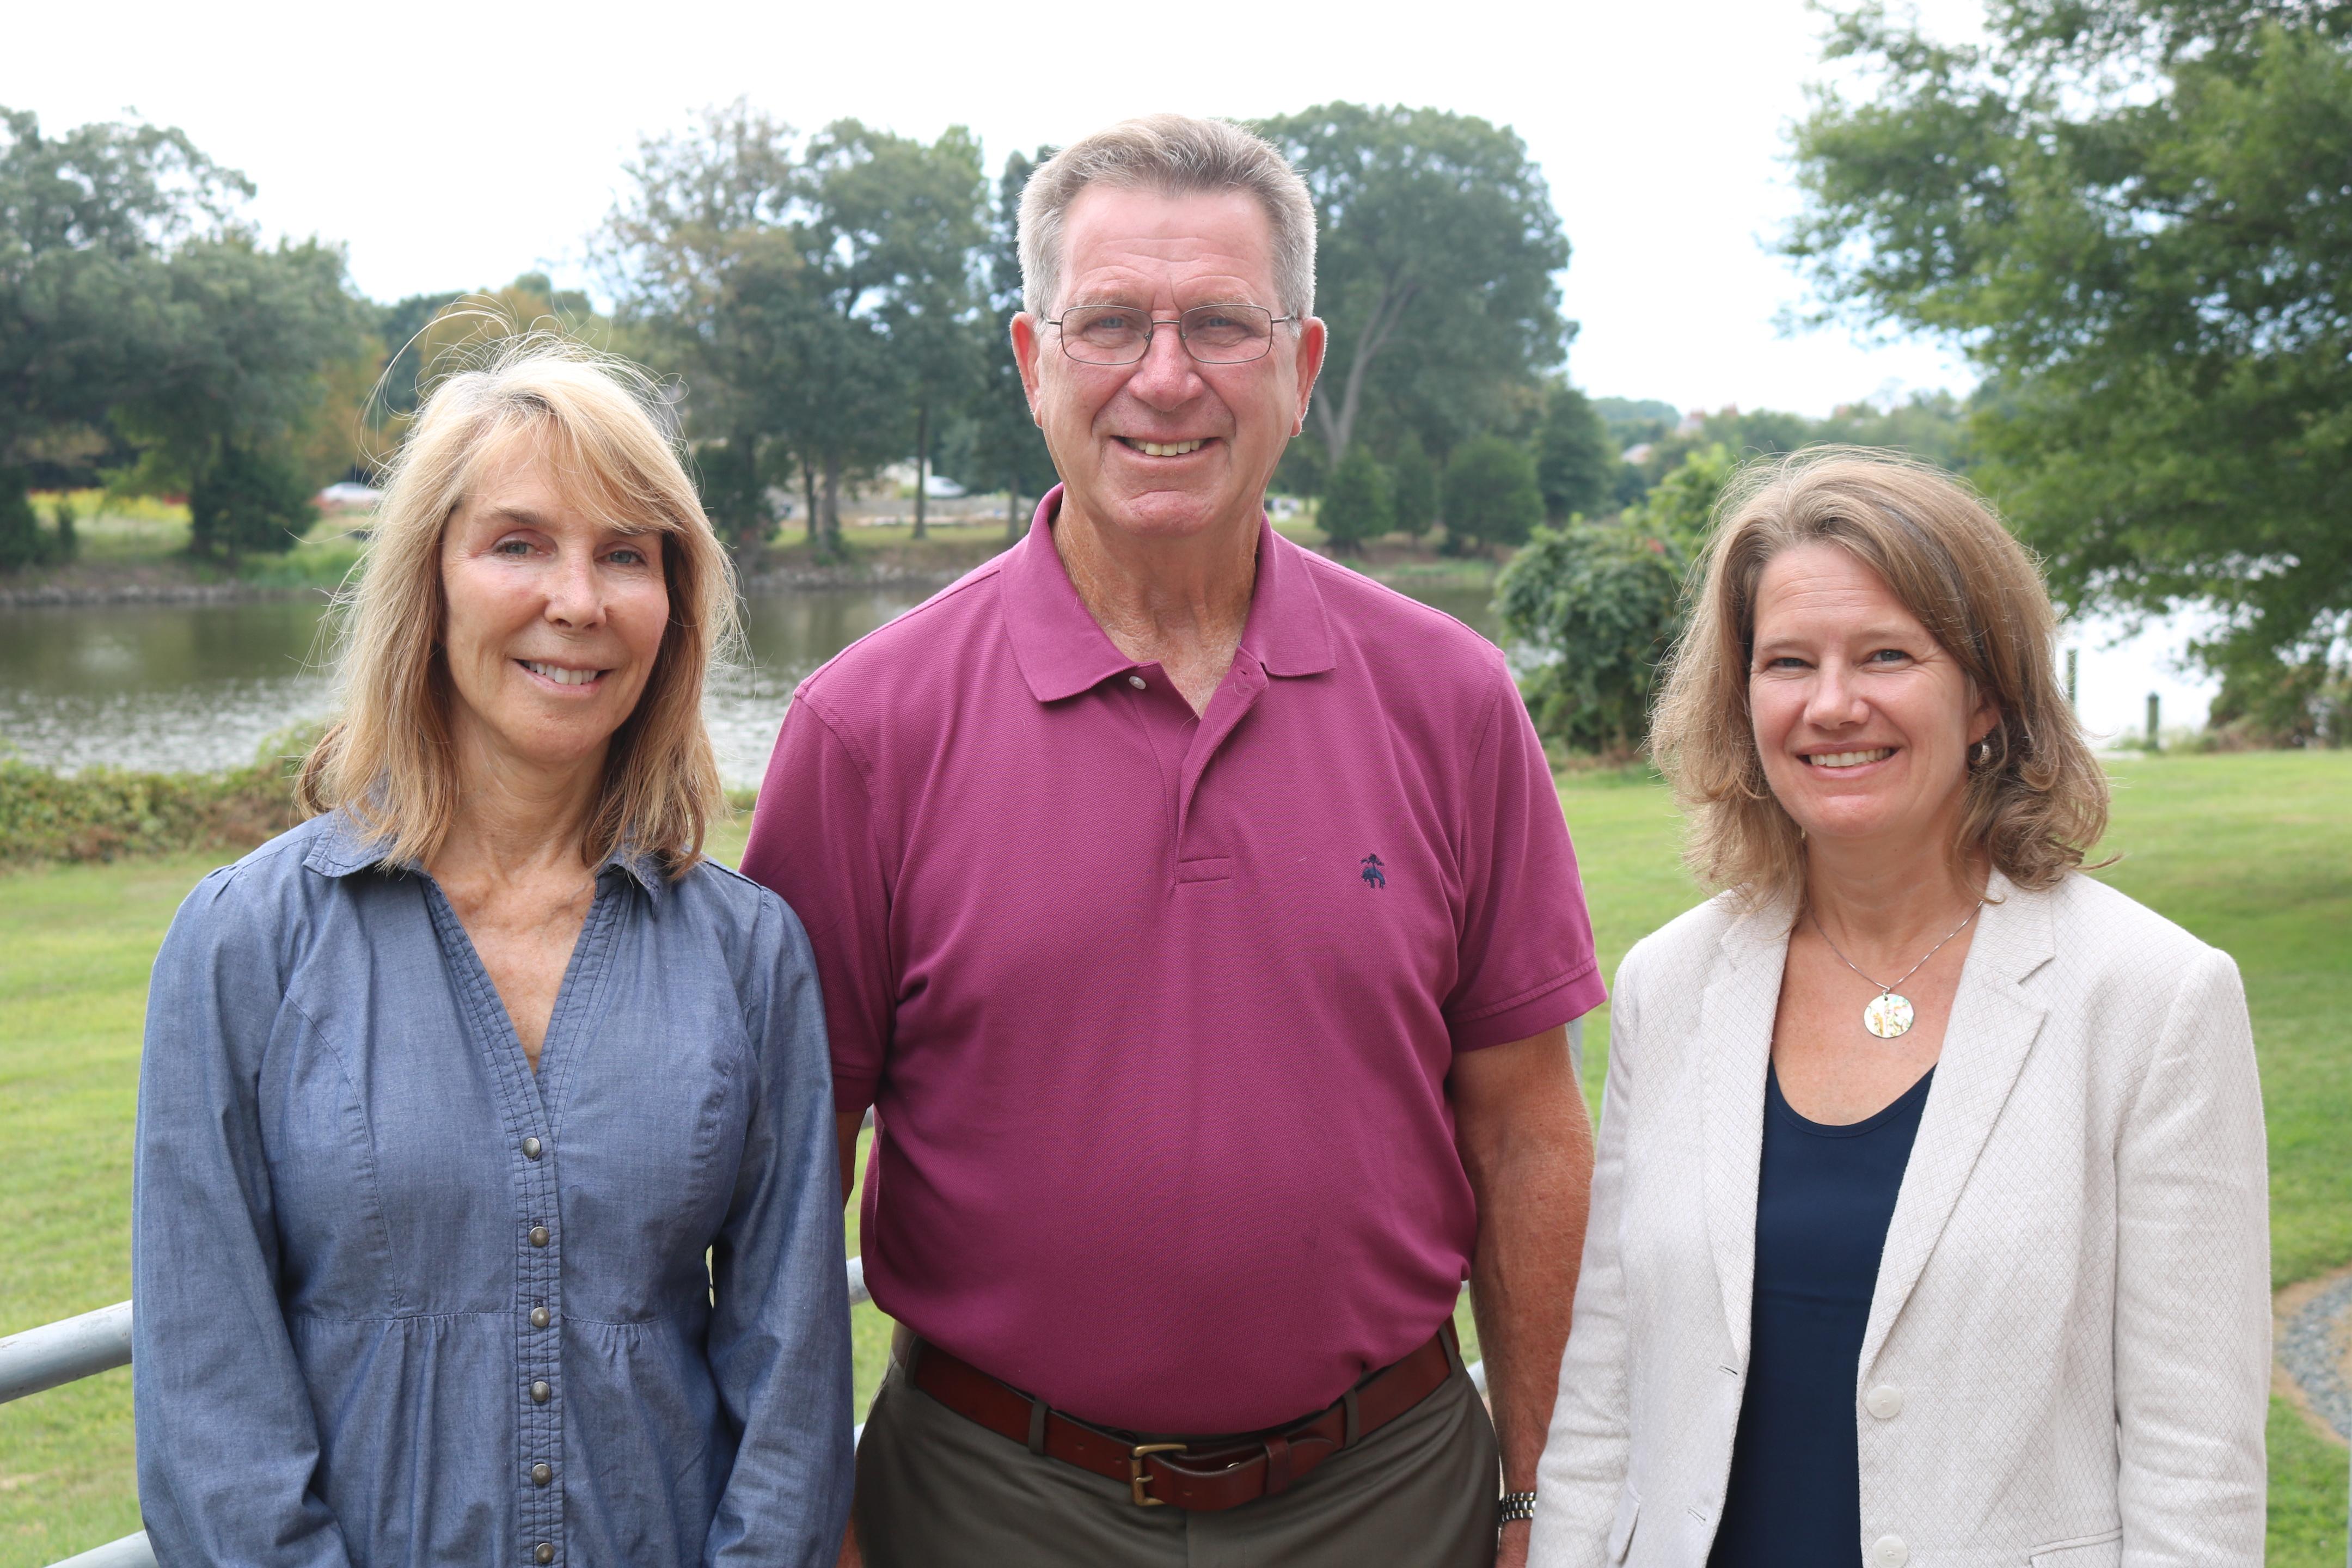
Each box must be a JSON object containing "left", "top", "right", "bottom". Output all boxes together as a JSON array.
[
  {"left": 1859, "top": 872, "right": 2054, "bottom": 1370},
  {"left": 1701, "top": 895, "right": 1792, "bottom": 1367}
]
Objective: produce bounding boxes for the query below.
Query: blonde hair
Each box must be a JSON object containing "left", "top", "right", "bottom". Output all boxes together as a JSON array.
[
  {"left": 1019, "top": 114, "right": 1317, "bottom": 320},
  {"left": 296, "top": 335, "right": 737, "bottom": 877},
  {"left": 1650, "top": 449, "right": 2108, "bottom": 904}
]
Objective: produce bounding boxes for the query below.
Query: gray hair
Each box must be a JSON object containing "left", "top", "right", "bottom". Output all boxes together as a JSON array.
[{"left": 1018, "top": 114, "right": 1317, "bottom": 322}]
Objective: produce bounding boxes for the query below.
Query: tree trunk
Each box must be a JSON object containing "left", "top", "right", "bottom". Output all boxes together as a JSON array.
[
  {"left": 1005, "top": 484, "right": 1025, "bottom": 545},
  {"left": 820, "top": 451, "right": 844, "bottom": 560},
  {"left": 912, "top": 402, "right": 929, "bottom": 541},
  {"left": 802, "top": 461, "right": 819, "bottom": 550}
]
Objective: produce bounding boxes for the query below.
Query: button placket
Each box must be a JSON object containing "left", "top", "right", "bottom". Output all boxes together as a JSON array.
[{"left": 516, "top": 1129, "right": 563, "bottom": 1557}]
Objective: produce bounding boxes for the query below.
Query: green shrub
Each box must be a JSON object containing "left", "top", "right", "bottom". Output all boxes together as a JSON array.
[
  {"left": 1391, "top": 437, "right": 1437, "bottom": 541},
  {"left": 0, "top": 747, "right": 303, "bottom": 866},
  {"left": 1497, "top": 520, "right": 1690, "bottom": 756},
  {"left": 0, "top": 471, "right": 46, "bottom": 572},
  {"left": 1442, "top": 435, "right": 1543, "bottom": 554},
  {"left": 1319, "top": 448, "right": 1393, "bottom": 554},
  {"left": 189, "top": 444, "right": 316, "bottom": 558}
]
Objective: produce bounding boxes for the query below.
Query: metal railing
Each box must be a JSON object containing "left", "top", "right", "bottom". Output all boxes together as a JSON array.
[{"left": 9, "top": 1259, "right": 1484, "bottom": 1567}]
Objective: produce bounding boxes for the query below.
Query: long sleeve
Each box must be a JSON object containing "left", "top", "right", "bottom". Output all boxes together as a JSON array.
[
  {"left": 132, "top": 869, "right": 354, "bottom": 1568},
  {"left": 1528, "top": 954, "right": 1642, "bottom": 1568},
  {"left": 702, "top": 893, "right": 857, "bottom": 1568},
  {"left": 2114, "top": 945, "right": 2270, "bottom": 1565}
]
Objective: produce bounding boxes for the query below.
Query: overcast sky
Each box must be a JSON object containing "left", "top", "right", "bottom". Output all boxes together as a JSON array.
[
  {"left": 9, "top": 0, "right": 2218, "bottom": 725},
  {"left": 9, "top": 0, "right": 1988, "bottom": 419}
]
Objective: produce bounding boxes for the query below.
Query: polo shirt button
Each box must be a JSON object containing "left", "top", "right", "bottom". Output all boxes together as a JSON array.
[
  {"left": 531, "top": 1306, "right": 551, "bottom": 1329},
  {"left": 534, "top": 1543, "right": 555, "bottom": 1565},
  {"left": 1871, "top": 1536, "right": 1907, "bottom": 1568},
  {"left": 1128, "top": 674, "right": 1147, "bottom": 689},
  {"left": 529, "top": 1226, "right": 550, "bottom": 1247},
  {"left": 531, "top": 1461, "right": 553, "bottom": 1486},
  {"left": 530, "top": 1380, "right": 551, "bottom": 1404},
  {"left": 1865, "top": 1383, "right": 1904, "bottom": 1419},
  {"left": 522, "top": 1136, "right": 542, "bottom": 1160}
]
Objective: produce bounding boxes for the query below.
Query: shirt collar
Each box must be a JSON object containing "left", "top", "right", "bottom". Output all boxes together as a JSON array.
[
  {"left": 302, "top": 807, "right": 666, "bottom": 895},
  {"left": 1002, "top": 483, "right": 1336, "bottom": 704}
]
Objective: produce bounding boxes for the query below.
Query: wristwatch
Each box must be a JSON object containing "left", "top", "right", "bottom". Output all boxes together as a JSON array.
[{"left": 1498, "top": 1491, "right": 1538, "bottom": 1526}]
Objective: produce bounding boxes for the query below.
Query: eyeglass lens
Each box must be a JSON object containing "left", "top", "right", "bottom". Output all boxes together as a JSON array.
[{"left": 1058, "top": 304, "right": 1276, "bottom": 365}]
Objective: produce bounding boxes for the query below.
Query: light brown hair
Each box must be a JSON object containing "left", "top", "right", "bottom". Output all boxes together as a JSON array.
[
  {"left": 1019, "top": 114, "right": 1317, "bottom": 320},
  {"left": 295, "top": 334, "right": 738, "bottom": 877},
  {"left": 1649, "top": 448, "right": 2108, "bottom": 904}
]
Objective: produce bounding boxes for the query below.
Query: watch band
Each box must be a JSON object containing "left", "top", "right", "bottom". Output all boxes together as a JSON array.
[{"left": 1498, "top": 1490, "right": 1538, "bottom": 1526}]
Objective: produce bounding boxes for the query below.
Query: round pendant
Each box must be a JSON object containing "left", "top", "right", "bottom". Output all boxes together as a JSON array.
[{"left": 1864, "top": 992, "right": 1915, "bottom": 1039}]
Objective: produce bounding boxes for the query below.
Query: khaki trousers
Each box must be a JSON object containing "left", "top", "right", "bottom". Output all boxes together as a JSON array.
[{"left": 853, "top": 1347, "right": 1502, "bottom": 1568}]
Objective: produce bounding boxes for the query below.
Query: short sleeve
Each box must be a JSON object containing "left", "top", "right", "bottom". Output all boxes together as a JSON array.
[
  {"left": 1442, "top": 661, "right": 1607, "bottom": 1050},
  {"left": 739, "top": 689, "right": 895, "bottom": 1112}
]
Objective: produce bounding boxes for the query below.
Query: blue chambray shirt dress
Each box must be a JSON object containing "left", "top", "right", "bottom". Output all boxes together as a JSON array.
[{"left": 130, "top": 811, "right": 854, "bottom": 1567}]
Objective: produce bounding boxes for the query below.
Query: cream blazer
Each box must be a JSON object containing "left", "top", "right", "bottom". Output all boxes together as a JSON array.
[{"left": 1529, "top": 871, "right": 2270, "bottom": 1568}]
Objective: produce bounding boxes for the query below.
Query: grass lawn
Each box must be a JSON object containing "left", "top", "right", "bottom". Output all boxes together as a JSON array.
[{"left": 1, "top": 754, "right": 2344, "bottom": 1564}]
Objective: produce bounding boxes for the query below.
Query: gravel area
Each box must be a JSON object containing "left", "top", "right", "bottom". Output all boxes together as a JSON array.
[{"left": 2280, "top": 1269, "right": 2352, "bottom": 1443}]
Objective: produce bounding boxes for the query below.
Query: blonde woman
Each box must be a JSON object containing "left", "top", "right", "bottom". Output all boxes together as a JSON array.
[
  {"left": 132, "top": 341, "right": 853, "bottom": 1567},
  {"left": 1529, "top": 453, "right": 2268, "bottom": 1567}
]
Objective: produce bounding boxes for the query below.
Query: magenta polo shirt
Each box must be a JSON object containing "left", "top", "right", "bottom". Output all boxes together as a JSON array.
[{"left": 740, "top": 488, "right": 1605, "bottom": 1435}]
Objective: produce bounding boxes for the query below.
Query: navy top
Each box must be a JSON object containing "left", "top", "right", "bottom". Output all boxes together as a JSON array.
[
  {"left": 132, "top": 812, "right": 855, "bottom": 1568},
  {"left": 1708, "top": 1061, "right": 1934, "bottom": 1568}
]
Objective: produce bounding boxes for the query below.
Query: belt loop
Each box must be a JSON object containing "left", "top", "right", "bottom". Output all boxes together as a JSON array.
[
  {"left": 1342, "top": 1386, "right": 1361, "bottom": 1448},
  {"left": 1026, "top": 1398, "right": 1048, "bottom": 1456},
  {"left": 1261, "top": 1434, "right": 1294, "bottom": 1497},
  {"left": 1440, "top": 1318, "right": 1466, "bottom": 1377}
]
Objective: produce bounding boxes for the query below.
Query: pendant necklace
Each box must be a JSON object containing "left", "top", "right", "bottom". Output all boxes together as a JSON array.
[{"left": 1812, "top": 901, "right": 1984, "bottom": 1039}]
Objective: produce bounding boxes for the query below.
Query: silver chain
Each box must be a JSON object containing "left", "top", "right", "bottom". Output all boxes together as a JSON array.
[{"left": 1812, "top": 901, "right": 1984, "bottom": 998}]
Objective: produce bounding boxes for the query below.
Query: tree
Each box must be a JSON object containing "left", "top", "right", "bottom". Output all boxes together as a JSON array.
[
  {"left": 1441, "top": 434, "right": 1543, "bottom": 553},
  {"left": 1536, "top": 382, "right": 1616, "bottom": 520},
  {"left": 1318, "top": 447, "right": 1393, "bottom": 554},
  {"left": 0, "top": 106, "right": 247, "bottom": 553},
  {"left": 602, "top": 106, "right": 986, "bottom": 559},
  {"left": 1786, "top": 1, "right": 2352, "bottom": 678},
  {"left": 956, "top": 148, "right": 1060, "bottom": 543},
  {"left": 1255, "top": 105, "right": 1573, "bottom": 473},
  {"left": 188, "top": 441, "right": 317, "bottom": 557},
  {"left": 1391, "top": 434, "right": 1437, "bottom": 540},
  {"left": 1496, "top": 443, "right": 1735, "bottom": 754}
]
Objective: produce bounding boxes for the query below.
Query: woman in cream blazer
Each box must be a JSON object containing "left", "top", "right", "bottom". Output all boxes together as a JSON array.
[{"left": 1529, "top": 454, "right": 2269, "bottom": 1568}]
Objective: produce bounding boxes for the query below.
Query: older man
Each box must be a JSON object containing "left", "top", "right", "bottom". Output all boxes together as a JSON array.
[{"left": 742, "top": 114, "right": 1603, "bottom": 1568}]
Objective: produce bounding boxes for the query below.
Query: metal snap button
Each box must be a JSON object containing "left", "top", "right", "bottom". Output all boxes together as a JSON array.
[
  {"left": 530, "top": 1306, "right": 551, "bottom": 1329},
  {"left": 529, "top": 1226, "right": 550, "bottom": 1248},
  {"left": 534, "top": 1542, "right": 554, "bottom": 1565},
  {"left": 522, "top": 1136, "right": 542, "bottom": 1160},
  {"left": 530, "top": 1380, "right": 551, "bottom": 1404},
  {"left": 531, "top": 1462, "right": 553, "bottom": 1486}
]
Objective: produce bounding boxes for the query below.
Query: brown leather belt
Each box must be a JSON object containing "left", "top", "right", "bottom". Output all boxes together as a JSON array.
[{"left": 903, "top": 1319, "right": 1461, "bottom": 1511}]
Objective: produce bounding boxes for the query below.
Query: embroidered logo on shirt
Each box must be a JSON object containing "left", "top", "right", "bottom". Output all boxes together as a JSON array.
[{"left": 1360, "top": 853, "right": 1387, "bottom": 890}]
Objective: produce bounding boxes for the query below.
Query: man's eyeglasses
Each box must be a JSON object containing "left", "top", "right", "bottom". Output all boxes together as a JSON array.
[{"left": 1044, "top": 303, "right": 1299, "bottom": 366}]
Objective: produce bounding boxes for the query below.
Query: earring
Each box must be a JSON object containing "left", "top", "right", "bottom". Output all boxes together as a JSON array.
[{"left": 1972, "top": 737, "right": 1994, "bottom": 767}]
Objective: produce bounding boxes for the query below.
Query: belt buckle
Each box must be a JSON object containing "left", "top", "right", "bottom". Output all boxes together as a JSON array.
[{"left": 1129, "top": 1442, "right": 1187, "bottom": 1506}]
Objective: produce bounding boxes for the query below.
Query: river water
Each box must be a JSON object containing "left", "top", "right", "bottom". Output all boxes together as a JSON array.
[{"left": 0, "top": 580, "right": 1503, "bottom": 789}]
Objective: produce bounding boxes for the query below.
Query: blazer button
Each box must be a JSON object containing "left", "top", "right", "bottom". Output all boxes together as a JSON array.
[
  {"left": 530, "top": 1380, "right": 551, "bottom": 1404},
  {"left": 522, "top": 1136, "right": 542, "bottom": 1160},
  {"left": 1871, "top": 1536, "right": 1908, "bottom": 1568},
  {"left": 1865, "top": 1383, "right": 1904, "bottom": 1419},
  {"left": 530, "top": 1306, "right": 551, "bottom": 1329},
  {"left": 531, "top": 1461, "right": 553, "bottom": 1486},
  {"left": 529, "top": 1226, "right": 550, "bottom": 1247},
  {"left": 534, "top": 1543, "right": 555, "bottom": 1565}
]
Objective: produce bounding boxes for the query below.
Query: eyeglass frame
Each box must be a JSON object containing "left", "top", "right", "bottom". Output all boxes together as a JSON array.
[{"left": 1040, "top": 301, "right": 1304, "bottom": 367}]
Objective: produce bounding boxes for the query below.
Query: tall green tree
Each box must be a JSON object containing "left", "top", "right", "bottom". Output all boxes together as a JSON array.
[
  {"left": 1255, "top": 105, "right": 1573, "bottom": 471},
  {"left": 1786, "top": 0, "right": 2352, "bottom": 675},
  {"left": 956, "top": 148, "right": 1060, "bottom": 543},
  {"left": 1391, "top": 434, "right": 1438, "bottom": 540},
  {"left": 1535, "top": 382, "right": 1616, "bottom": 520},
  {"left": 0, "top": 107, "right": 243, "bottom": 550}
]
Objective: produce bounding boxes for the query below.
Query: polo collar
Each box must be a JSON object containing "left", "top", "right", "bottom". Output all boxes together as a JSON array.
[
  {"left": 1002, "top": 484, "right": 1336, "bottom": 704},
  {"left": 302, "top": 807, "right": 665, "bottom": 895}
]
